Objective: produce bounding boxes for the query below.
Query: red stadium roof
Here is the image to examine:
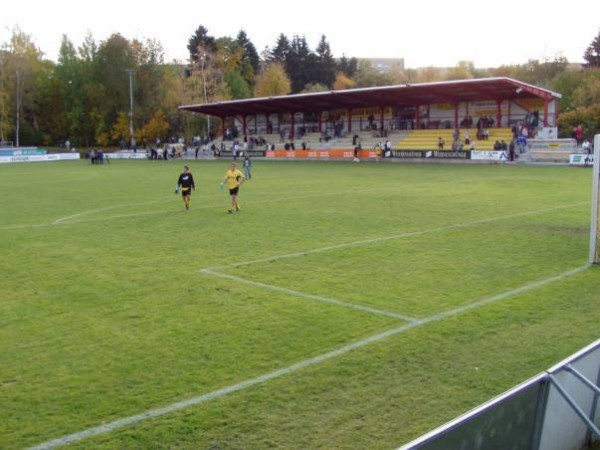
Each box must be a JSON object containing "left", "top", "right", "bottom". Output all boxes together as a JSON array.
[{"left": 179, "top": 77, "right": 560, "bottom": 118}]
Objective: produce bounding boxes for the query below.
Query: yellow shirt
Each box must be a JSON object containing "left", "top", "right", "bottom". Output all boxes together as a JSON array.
[{"left": 224, "top": 169, "right": 244, "bottom": 189}]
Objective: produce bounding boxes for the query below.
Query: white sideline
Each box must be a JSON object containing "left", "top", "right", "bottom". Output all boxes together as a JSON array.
[
  {"left": 201, "top": 268, "right": 418, "bottom": 322},
  {"left": 28, "top": 264, "right": 589, "bottom": 450},
  {"left": 207, "top": 202, "right": 587, "bottom": 270}
]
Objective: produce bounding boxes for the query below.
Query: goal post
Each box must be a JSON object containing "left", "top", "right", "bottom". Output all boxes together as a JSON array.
[{"left": 590, "top": 135, "right": 600, "bottom": 264}]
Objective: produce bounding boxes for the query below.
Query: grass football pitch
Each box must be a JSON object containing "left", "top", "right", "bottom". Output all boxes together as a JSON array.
[{"left": 1, "top": 159, "right": 599, "bottom": 449}]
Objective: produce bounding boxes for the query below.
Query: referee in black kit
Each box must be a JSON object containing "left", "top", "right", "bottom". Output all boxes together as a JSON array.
[{"left": 175, "top": 165, "right": 196, "bottom": 210}]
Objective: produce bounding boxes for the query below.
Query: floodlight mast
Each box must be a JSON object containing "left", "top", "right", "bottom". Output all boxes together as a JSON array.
[
  {"left": 200, "top": 53, "right": 210, "bottom": 136},
  {"left": 590, "top": 135, "right": 600, "bottom": 264},
  {"left": 126, "top": 69, "right": 134, "bottom": 149}
]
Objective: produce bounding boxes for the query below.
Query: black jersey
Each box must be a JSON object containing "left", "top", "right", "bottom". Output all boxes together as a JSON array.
[{"left": 177, "top": 173, "right": 195, "bottom": 190}]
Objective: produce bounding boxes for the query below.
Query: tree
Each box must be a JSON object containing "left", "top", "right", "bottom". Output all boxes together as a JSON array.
[
  {"left": 110, "top": 111, "right": 132, "bottom": 143},
  {"left": 140, "top": 110, "right": 170, "bottom": 143},
  {"left": 301, "top": 83, "right": 328, "bottom": 93},
  {"left": 315, "top": 35, "right": 336, "bottom": 88},
  {"left": 254, "top": 63, "right": 291, "bottom": 97},
  {"left": 446, "top": 61, "right": 475, "bottom": 80},
  {"left": 269, "top": 34, "right": 290, "bottom": 62},
  {"left": 354, "top": 59, "right": 395, "bottom": 87},
  {"left": 338, "top": 54, "right": 358, "bottom": 78},
  {"left": 285, "top": 35, "right": 316, "bottom": 93},
  {"left": 583, "top": 29, "right": 600, "bottom": 68},
  {"left": 187, "top": 25, "right": 216, "bottom": 62},
  {"left": 236, "top": 30, "right": 260, "bottom": 76},
  {"left": 225, "top": 71, "right": 252, "bottom": 99},
  {"left": 0, "top": 27, "right": 46, "bottom": 146},
  {"left": 557, "top": 105, "right": 600, "bottom": 139},
  {"left": 94, "top": 33, "right": 135, "bottom": 128},
  {"left": 571, "top": 69, "right": 600, "bottom": 108},
  {"left": 333, "top": 73, "right": 355, "bottom": 90}
]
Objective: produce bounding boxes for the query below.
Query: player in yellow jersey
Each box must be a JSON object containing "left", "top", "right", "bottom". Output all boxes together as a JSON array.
[{"left": 220, "top": 162, "right": 245, "bottom": 213}]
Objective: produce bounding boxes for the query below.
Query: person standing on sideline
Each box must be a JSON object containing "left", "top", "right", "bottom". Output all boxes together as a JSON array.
[
  {"left": 175, "top": 165, "right": 195, "bottom": 210},
  {"left": 220, "top": 162, "right": 245, "bottom": 213},
  {"left": 243, "top": 155, "right": 252, "bottom": 180}
]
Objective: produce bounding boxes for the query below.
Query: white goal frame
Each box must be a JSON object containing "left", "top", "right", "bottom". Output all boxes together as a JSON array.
[{"left": 590, "top": 135, "right": 600, "bottom": 264}]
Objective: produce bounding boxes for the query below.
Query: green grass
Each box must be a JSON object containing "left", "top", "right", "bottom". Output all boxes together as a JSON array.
[{"left": 0, "top": 159, "right": 598, "bottom": 449}]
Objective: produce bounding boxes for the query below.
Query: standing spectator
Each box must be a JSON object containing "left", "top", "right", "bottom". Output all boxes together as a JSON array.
[
  {"left": 582, "top": 139, "right": 592, "bottom": 154},
  {"left": 509, "top": 140, "right": 516, "bottom": 161},
  {"left": 517, "top": 134, "right": 527, "bottom": 154},
  {"left": 575, "top": 125, "right": 584, "bottom": 146},
  {"left": 243, "top": 155, "right": 252, "bottom": 180},
  {"left": 438, "top": 137, "right": 445, "bottom": 150}
]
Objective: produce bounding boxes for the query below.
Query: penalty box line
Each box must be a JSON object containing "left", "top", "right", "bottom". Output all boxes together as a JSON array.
[
  {"left": 200, "top": 268, "right": 418, "bottom": 322},
  {"left": 28, "top": 264, "right": 590, "bottom": 450},
  {"left": 196, "top": 202, "right": 588, "bottom": 326},
  {"left": 206, "top": 202, "right": 587, "bottom": 270}
]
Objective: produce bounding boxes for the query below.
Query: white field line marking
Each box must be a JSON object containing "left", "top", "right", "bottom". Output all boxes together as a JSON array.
[
  {"left": 28, "top": 264, "right": 589, "bottom": 450},
  {"left": 208, "top": 202, "right": 587, "bottom": 270},
  {"left": 51, "top": 199, "right": 173, "bottom": 225},
  {"left": 201, "top": 268, "right": 418, "bottom": 322},
  {"left": 0, "top": 188, "right": 377, "bottom": 231}
]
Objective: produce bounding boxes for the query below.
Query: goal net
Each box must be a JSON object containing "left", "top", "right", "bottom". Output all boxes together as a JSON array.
[{"left": 590, "top": 135, "right": 600, "bottom": 264}]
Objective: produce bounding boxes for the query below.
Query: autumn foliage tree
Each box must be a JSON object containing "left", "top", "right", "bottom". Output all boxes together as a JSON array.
[{"left": 254, "top": 63, "right": 291, "bottom": 98}]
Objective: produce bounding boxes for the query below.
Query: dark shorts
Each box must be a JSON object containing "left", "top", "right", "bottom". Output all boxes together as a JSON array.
[
  {"left": 229, "top": 187, "right": 239, "bottom": 196},
  {"left": 181, "top": 187, "right": 192, "bottom": 197}
]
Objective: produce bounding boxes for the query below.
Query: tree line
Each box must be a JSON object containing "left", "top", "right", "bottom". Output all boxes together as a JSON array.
[{"left": 1, "top": 25, "right": 599, "bottom": 148}]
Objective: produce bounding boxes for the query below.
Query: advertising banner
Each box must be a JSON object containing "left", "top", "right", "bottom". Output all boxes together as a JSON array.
[
  {"left": 0, "top": 148, "right": 47, "bottom": 156},
  {"left": 393, "top": 150, "right": 471, "bottom": 160},
  {"left": 0, "top": 153, "right": 80, "bottom": 164},
  {"left": 471, "top": 150, "right": 509, "bottom": 161},
  {"left": 569, "top": 154, "right": 594, "bottom": 166}
]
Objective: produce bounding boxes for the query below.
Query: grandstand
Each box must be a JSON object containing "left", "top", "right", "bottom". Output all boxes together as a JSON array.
[{"left": 180, "top": 77, "right": 560, "bottom": 156}]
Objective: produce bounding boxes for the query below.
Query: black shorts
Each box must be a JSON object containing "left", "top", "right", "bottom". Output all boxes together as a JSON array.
[
  {"left": 229, "top": 187, "right": 239, "bottom": 196},
  {"left": 181, "top": 187, "right": 192, "bottom": 197}
]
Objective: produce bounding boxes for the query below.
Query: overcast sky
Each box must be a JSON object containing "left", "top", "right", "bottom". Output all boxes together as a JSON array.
[{"left": 2, "top": 0, "right": 599, "bottom": 68}]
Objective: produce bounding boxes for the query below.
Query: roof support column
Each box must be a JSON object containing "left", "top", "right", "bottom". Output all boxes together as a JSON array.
[
  {"left": 496, "top": 100, "right": 502, "bottom": 128},
  {"left": 242, "top": 115, "right": 248, "bottom": 136},
  {"left": 221, "top": 117, "right": 226, "bottom": 137},
  {"left": 379, "top": 107, "right": 385, "bottom": 131},
  {"left": 290, "top": 112, "right": 295, "bottom": 140},
  {"left": 265, "top": 114, "right": 272, "bottom": 134},
  {"left": 318, "top": 112, "right": 322, "bottom": 133},
  {"left": 454, "top": 103, "right": 459, "bottom": 129},
  {"left": 347, "top": 108, "right": 352, "bottom": 133},
  {"left": 543, "top": 98, "right": 549, "bottom": 127},
  {"left": 416, "top": 106, "right": 421, "bottom": 130}
]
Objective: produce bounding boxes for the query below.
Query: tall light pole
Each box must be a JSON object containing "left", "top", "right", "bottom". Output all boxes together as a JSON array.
[
  {"left": 200, "top": 54, "right": 210, "bottom": 137},
  {"left": 126, "top": 69, "right": 134, "bottom": 149},
  {"left": 15, "top": 69, "right": 21, "bottom": 148}
]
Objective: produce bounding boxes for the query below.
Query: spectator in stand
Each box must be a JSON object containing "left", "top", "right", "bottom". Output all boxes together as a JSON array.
[
  {"left": 464, "top": 129, "right": 471, "bottom": 146},
  {"left": 438, "top": 137, "right": 445, "bottom": 150},
  {"left": 452, "top": 128, "right": 460, "bottom": 143}
]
